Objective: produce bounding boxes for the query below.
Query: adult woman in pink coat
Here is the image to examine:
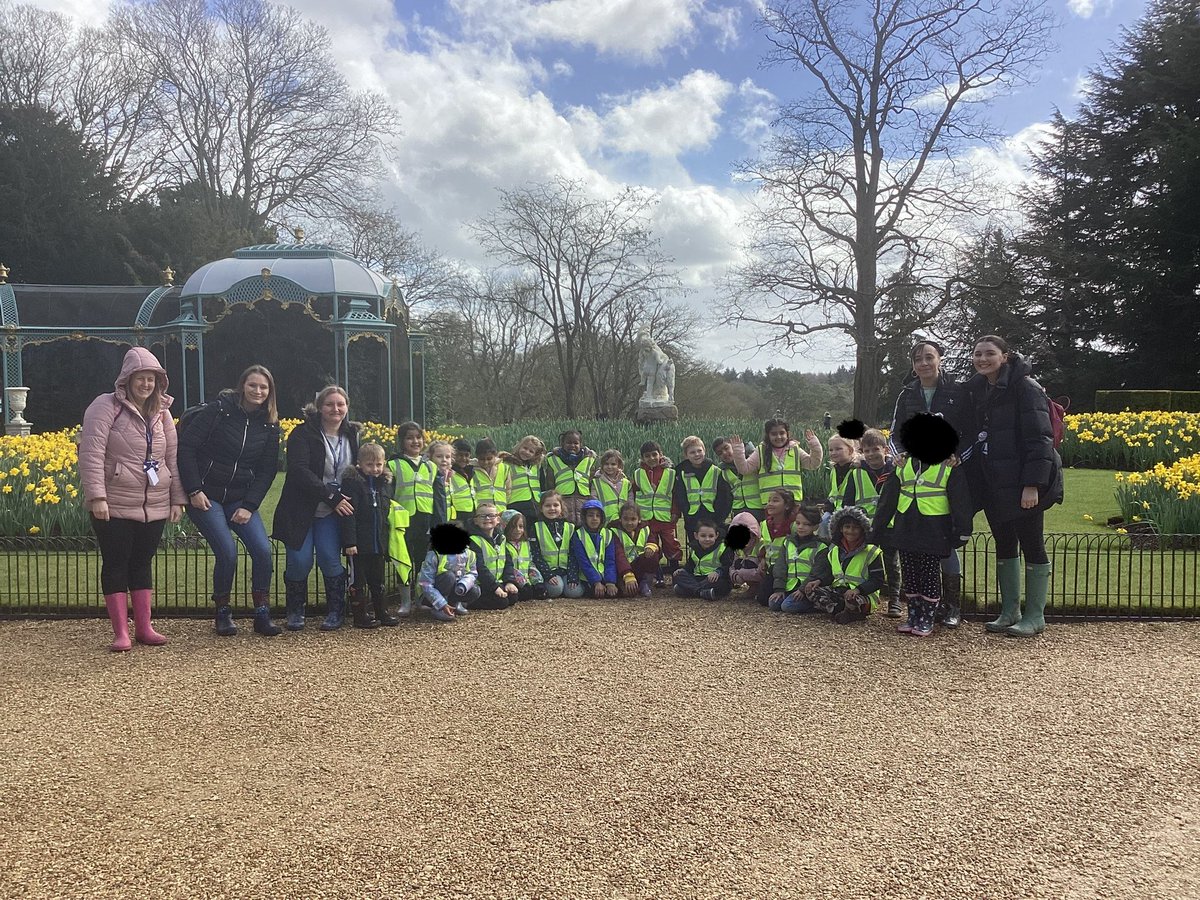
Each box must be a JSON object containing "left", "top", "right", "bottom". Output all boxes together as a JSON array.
[{"left": 79, "top": 347, "right": 185, "bottom": 651}]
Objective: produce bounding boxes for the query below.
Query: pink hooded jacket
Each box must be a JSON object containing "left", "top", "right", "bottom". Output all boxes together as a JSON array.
[{"left": 79, "top": 347, "right": 185, "bottom": 521}]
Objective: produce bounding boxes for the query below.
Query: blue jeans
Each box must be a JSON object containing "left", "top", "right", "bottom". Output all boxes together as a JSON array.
[
  {"left": 187, "top": 501, "right": 273, "bottom": 596},
  {"left": 284, "top": 515, "right": 346, "bottom": 581}
]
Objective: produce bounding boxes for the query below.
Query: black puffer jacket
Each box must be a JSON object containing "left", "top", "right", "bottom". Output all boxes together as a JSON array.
[
  {"left": 962, "top": 355, "right": 1064, "bottom": 524},
  {"left": 177, "top": 391, "right": 280, "bottom": 510},
  {"left": 339, "top": 468, "right": 396, "bottom": 555},
  {"left": 271, "top": 415, "right": 361, "bottom": 550},
  {"left": 889, "top": 372, "right": 968, "bottom": 454}
]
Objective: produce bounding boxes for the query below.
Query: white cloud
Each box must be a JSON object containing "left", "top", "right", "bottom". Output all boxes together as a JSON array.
[
  {"left": 1066, "top": 0, "right": 1114, "bottom": 18},
  {"left": 733, "top": 78, "right": 776, "bottom": 151},
  {"left": 451, "top": 0, "right": 702, "bottom": 61},
  {"left": 569, "top": 70, "right": 734, "bottom": 159},
  {"left": 26, "top": 0, "right": 106, "bottom": 27}
]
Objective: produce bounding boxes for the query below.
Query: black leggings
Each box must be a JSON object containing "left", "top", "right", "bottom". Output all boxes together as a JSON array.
[
  {"left": 350, "top": 553, "right": 386, "bottom": 594},
  {"left": 985, "top": 508, "right": 1049, "bottom": 565},
  {"left": 92, "top": 516, "right": 166, "bottom": 594}
]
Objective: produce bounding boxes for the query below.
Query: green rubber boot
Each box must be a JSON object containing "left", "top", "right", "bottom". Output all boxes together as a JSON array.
[
  {"left": 985, "top": 557, "right": 1023, "bottom": 633},
  {"left": 1006, "top": 562, "right": 1051, "bottom": 638}
]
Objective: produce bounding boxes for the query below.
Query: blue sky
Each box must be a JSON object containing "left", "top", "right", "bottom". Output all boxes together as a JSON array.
[{"left": 46, "top": 0, "right": 1150, "bottom": 370}]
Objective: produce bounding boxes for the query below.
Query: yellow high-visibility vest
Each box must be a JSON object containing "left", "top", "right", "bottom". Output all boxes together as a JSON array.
[
  {"left": 634, "top": 467, "right": 675, "bottom": 523},
  {"left": 545, "top": 454, "right": 594, "bottom": 497},
  {"left": 389, "top": 458, "right": 436, "bottom": 515},
  {"left": 758, "top": 444, "right": 805, "bottom": 506},
  {"left": 534, "top": 520, "right": 575, "bottom": 570},
  {"left": 594, "top": 476, "right": 630, "bottom": 524},
  {"left": 682, "top": 465, "right": 721, "bottom": 515}
]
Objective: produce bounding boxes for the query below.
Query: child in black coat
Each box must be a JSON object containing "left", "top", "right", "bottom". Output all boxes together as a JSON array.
[
  {"left": 338, "top": 443, "right": 401, "bottom": 628},
  {"left": 673, "top": 519, "right": 734, "bottom": 600}
]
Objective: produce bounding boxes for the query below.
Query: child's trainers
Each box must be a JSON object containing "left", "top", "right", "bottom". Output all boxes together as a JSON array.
[
  {"left": 454, "top": 602, "right": 469, "bottom": 616},
  {"left": 897, "top": 622, "right": 914, "bottom": 634}
]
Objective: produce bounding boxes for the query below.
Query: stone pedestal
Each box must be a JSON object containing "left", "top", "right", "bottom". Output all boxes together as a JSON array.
[
  {"left": 635, "top": 401, "right": 679, "bottom": 426},
  {"left": 4, "top": 387, "right": 31, "bottom": 437}
]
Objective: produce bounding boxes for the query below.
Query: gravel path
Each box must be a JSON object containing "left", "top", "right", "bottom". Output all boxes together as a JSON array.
[{"left": 1, "top": 600, "right": 1198, "bottom": 899}]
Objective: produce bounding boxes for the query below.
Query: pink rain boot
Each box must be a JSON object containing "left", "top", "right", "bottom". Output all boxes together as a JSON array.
[
  {"left": 130, "top": 589, "right": 168, "bottom": 646},
  {"left": 105, "top": 592, "right": 132, "bottom": 652}
]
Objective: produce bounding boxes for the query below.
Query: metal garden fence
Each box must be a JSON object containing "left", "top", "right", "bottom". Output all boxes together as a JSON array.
[{"left": 0, "top": 532, "right": 1197, "bottom": 619}]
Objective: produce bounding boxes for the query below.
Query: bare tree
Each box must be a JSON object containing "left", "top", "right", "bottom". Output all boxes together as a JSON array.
[
  {"left": 729, "top": 0, "right": 1056, "bottom": 418},
  {"left": 472, "top": 177, "right": 682, "bottom": 417},
  {"left": 419, "top": 274, "right": 549, "bottom": 424},
  {"left": 109, "top": 0, "right": 398, "bottom": 230}
]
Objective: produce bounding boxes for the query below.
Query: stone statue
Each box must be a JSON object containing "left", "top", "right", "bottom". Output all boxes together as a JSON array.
[{"left": 637, "top": 329, "right": 675, "bottom": 405}]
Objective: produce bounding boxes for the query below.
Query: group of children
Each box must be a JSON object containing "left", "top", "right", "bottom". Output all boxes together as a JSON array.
[{"left": 335, "top": 416, "right": 973, "bottom": 637}]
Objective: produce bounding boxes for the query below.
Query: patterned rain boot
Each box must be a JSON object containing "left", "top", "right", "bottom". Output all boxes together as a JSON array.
[
  {"left": 252, "top": 590, "right": 282, "bottom": 637},
  {"left": 213, "top": 595, "right": 237, "bottom": 637},
  {"left": 320, "top": 572, "right": 348, "bottom": 631},
  {"left": 284, "top": 578, "right": 308, "bottom": 631}
]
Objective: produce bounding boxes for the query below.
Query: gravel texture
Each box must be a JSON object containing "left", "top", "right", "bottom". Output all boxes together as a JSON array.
[{"left": 1, "top": 599, "right": 1198, "bottom": 899}]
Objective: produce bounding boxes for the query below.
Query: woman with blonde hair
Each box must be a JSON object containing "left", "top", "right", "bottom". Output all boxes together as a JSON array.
[{"left": 79, "top": 347, "right": 185, "bottom": 651}]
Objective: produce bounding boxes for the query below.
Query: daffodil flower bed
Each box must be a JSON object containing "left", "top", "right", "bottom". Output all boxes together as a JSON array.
[
  {"left": 1115, "top": 453, "right": 1200, "bottom": 536},
  {"left": 1062, "top": 411, "right": 1200, "bottom": 471}
]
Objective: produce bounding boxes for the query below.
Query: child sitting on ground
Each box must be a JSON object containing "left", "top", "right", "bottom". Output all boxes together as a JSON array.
[
  {"left": 727, "top": 511, "right": 763, "bottom": 589},
  {"left": 466, "top": 500, "right": 519, "bottom": 610},
  {"left": 768, "top": 506, "right": 826, "bottom": 613},
  {"left": 418, "top": 523, "right": 479, "bottom": 622},
  {"left": 808, "top": 506, "right": 885, "bottom": 625},
  {"left": 531, "top": 491, "right": 585, "bottom": 599},
  {"left": 572, "top": 498, "right": 620, "bottom": 598},
  {"left": 673, "top": 519, "right": 734, "bottom": 601},
  {"left": 501, "top": 509, "right": 547, "bottom": 602},
  {"left": 610, "top": 500, "right": 661, "bottom": 597}
]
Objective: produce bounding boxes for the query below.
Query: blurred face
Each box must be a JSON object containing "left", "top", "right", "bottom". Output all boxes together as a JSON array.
[
  {"left": 767, "top": 425, "right": 789, "bottom": 448},
  {"left": 478, "top": 451, "right": 497, "bottom": 470},
  {"left": 685, "top": 444, "right": 705, "bottom": 466},
  {"left": 583, "top": 509, "right": 603, "bottom": 529},
  {"left": 828, "top": 439, "right": 853, "bottom": 465},
  {"left": 454, "top": 449, "right": 471, "bottom": 469},
  {"left": 129, "top": 371, "right": 157, "bottom": 401},
  {"left": 641, "top": 449, "right": 662, "bottom": 468},
  {"left": 793, "top": 517, "right": 816, "bottom": 539},
  {"left": 320, "top": 392, "right": 347, "bottom": 429},
  {"left": 561, "top": 434, "right": 582, "bottom": 454},
  {"left": 602, "top": 458, "right": 621, "bottom": 477},
  {"left": 619, "top": 508, "right": 641, "bottom": 531},
  {"left": 402, "top": 430, "right": 424, "bottom": 455},
  {"left": 862, "top": 443, "right": 886, "bottom": 468},
  {"left": 715, "top": 442, "right": 734, "bottom": 464},
  {"left": 765, "top": 492, "right": 786, "bottom": 518},
  {"left": 973, "top": 340, "right": 1009, "bottom": 380},
  {"left": 430, "top": 445, "right": 453, "bottom": 474},
  {"left": 840, "top": 521, "right": 864, "bottom": 543},
  {"left": 912, "top": 345, "right": 942, "bottom": 383},
  {"left": 695, "top": 526, "right": 718, "bottom": 550},
  {"left": 541, "top": 496, "right": 563, "bottom": 520},
  {"left": 241, "top": 373, "right": 270, "bottom": 409},
  {"left": 359, "top": 456, "right": 385, "bottom": 477}
]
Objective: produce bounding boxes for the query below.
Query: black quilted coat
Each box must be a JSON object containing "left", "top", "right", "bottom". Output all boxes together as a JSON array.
[
  {"left": 177, "top": 391, "right": 280, "bottom": 510},
  {"left": 962, "top": 355, "right": 1064, "bottom": 524},
  {"left": 271, "top": 414, "right": 361, "bottom": 550}
]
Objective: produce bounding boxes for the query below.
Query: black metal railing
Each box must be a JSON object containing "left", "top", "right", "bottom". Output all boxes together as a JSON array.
[{"left": 0, "top": 532, "right": 1197, "bottom": 619}]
